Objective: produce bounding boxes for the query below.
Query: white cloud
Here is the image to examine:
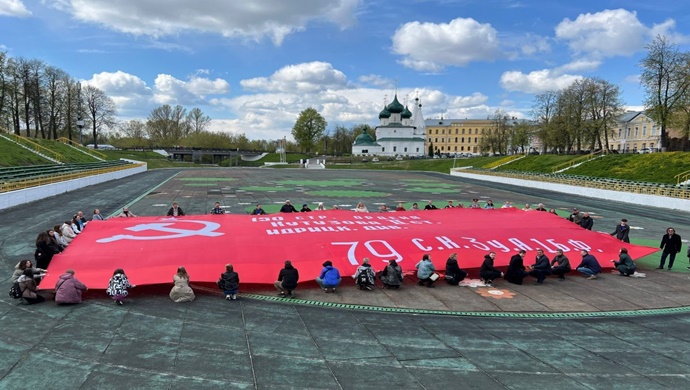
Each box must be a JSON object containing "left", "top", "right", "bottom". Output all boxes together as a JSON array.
[
  {"left": 624, "top": 74, "right": 641, "bottom": 84},
  {"left": 0, "top": 0, "right": 31, "bottom": 17},
  {"left": 555, "top": 9, "right": 689, "bottom": 58},
  {"left": 500, "top": 69, "right": 582, "bottom": 94},
  {"left": 55, "top": 0, "right": 360, "bottom": 45},
  {"left": 391, "top": 18, "right": 500, "bottom": 72},
  {"left": 84, "top": 71, "right": 152, "bottom": 111},
  {"left": 240, "top": 61, "right": 349, "bottom": 93},
  {"left": 358, "top": 74, "right": 395, "bottom": 89},
  {"left": 555, "top": 59, "right": 601, "bottom": 73}
]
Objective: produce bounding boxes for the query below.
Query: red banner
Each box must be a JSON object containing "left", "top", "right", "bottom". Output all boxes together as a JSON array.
[{"left": 42, "top": 209, "right": 658, "bottom": 288}]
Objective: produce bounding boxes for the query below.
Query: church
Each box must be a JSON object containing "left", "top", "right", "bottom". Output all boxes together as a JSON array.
[{"left": 352, "top": 95, "right": 426, "bottom": 157}]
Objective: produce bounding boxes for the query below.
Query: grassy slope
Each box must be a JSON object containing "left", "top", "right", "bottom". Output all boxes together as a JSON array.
[
  {"left": 29, "top": 138, "right": 100, "bottom": 163},
  {"left": 565, "top": 152, "right": 690, "bottom": 184},
  {"left": 328, "top": 156, "right": 503, "bottom": 173},
  {"left": 493, "top": 155, "right": 580, "bottom": 173},
  {"left": 0, "top": 136, "right": 52, "bottom": 166}
]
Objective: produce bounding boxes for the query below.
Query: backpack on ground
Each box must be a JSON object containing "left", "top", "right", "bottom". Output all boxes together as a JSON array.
[
  {"left": 357, "top": 268, "right": 374, "bottom": 286},
  {"left": 9, "top": 281, "right": 22, "bottom": 299}
]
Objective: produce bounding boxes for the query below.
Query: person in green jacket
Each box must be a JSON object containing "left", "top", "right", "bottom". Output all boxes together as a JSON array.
[{"left": 611, "top": 248, "right": 636, "bottom": 276}]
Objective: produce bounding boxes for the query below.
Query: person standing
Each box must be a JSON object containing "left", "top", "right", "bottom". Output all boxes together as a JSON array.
[
  {"left": 505, "top": 250, "right": 528, "bottom": 285},
  {"left": 612, "top": 248, "right": 637, "bottom": 276},
  {"left": 116, "top": 207, "right": 137, "bottom": 218},
  {"left": 550, "top": 249, "right": 571, "bottom": 281},
  {"left": 657, "top": 227, "right": 682, "bottom": 270},
  {"left": 210, "top": 202, "right": 225, "bottom": 214},
  {"left": 316, "top": 261, "right": 341, "bottom": 293},
  {"left": 611, "top": 219, "right": 630, "bottom": 243},
  {"left": 415, "top": 254, "right": 437, "bottom": 287},
  {"left": 424, "top": 201, "right": 438, "bottom": 210},
  {"left": 575, "top": 250, "right": 602, "bottom": 280},
  {"left": 54, "top": 269, "right": 88, "bottom": 304},
  {"left": 279, "top": 200, "right": 298, "bottom": 213},
  {"left": 167, "top": 202, "right": 185, "bottom": 217},
  {"left": 251, "top": 204, "right": 266, "bottom": 215},
  {"left": 528, "top": 248, "right": 552, "bottom": 285}
]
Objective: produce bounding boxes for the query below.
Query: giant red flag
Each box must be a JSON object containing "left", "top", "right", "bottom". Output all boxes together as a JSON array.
[{"left": 42, "top": 208, "right": 658, "bottom": 288}]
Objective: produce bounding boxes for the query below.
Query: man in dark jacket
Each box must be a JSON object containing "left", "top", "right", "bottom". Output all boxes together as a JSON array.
[
  {"left": 279, "top": 200, "right": 298, "bottom": 213},
  {"left": 274, "top": 260, "right": 299, "bottom": 298},
  {"left": 505, "top": 250, "right": 528, "bottom": 285},
  {"left": 575, "top": 250, "right": 602, "bottom": 280},
  {"left": 611, "top": 219, "right": 630, "bottom": 243},
  {"left": 528, "top": 248, "right": 552, "bottom": 285},
  {"left": 579, "top": 212, "right": 594, "bottom": 230},
  {"left": 166, "top": 202, "right": 185, "bottom": 217},
  {"left": 658, "top": 227, "right": 682, "bottom": 270}
]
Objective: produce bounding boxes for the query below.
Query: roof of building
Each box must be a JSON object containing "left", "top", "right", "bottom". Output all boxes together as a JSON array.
[
  {"left": 401, "top": 106, "right": 412, "bottom": 119},
  {"left": 378, "top": 106, "right": 391, "bottom": 119},
  {"left": 376, "top": 137, "right": 426, "bottom": 142},
  {"left": 617, "top": 111, "right": 643, "bottom": 123},
  {"left": 386, "top": 95, "right": 405, "bottom": 114},
  {"left": 375, "top": 124, "right": 416, "bottom": 129},
  {"left": 353, "top": 129, "right": 379, "bottom": 146}
]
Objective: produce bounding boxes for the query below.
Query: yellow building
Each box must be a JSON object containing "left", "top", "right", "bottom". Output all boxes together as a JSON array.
[
  {"left": 424, "top": 118, "right": 495, "bottom": 155},
  {"left": 609, "top": 111, "right": 660, "bottom": 152}
]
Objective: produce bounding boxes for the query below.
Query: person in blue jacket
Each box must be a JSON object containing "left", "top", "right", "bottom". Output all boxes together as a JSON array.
[
  {"left": 575, "top": 250, "right": 602, "bottom": 280},
  {"left": 316, "top": 260, "right": 341, "bottom": 293},
  {"left": 416, "top": 254, "right": 437, "bottom": 287}
]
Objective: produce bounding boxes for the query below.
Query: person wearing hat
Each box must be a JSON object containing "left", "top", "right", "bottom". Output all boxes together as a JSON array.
[
  {"left": 316, "top": 260, "right": 341, "bottom": 293},
  {"left": 610, "top": 218, "right": 630, "bottom": 243},
  {"left": 568, "top": 208, "right": 583, "bottom": 224},
  {"left": 279, "top": 200, "right": 298, "bottom": 213},
  {"left": 300, "top": 203, "right": 312, "bottom": 212}
]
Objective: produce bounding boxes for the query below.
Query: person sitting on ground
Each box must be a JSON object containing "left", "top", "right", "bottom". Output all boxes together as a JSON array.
[
  {"left": 74, "top": 213, "right": 86, "bottom": 231},
  {"left": 48, "top": 228, "right": 66, "bottom": 250},
  {"left": 444, "top": 200, "right": 455, "bottom": 209},
  {"left": 528, "top": 248, "right": 552, "bottom": 285},
  {"left": 416, "top": 254, "right": 437, "bottom": 287},
  {"left": 77, "top": 211, "right": 88, "bottom": 225},
  {"left": 611, "top": 248, "right": 636, "bottom": 276},
  {"left": 611, "top": 218, "right": 631, "bottom": 243},
  {"left": 210, "top": 202, "right": 225, "bottom": 214},
  {"left": 316, "top": 202, "right": 325, "bottom": 211},
  {"left": 316, "top": 260, "right": 341, "bottom": 293},
  {"left": 300, "top": 203, "right": 312, "bottom": 212},
  {"left": 568, "top": 208, "right": 583, "bottom": 224},
  {"left": 251, "top": 204, "right": 267, "bottom": 215},
  {"left": 469, "top": 198, "right": 481, "bottom": 209},
  {"left": 219, "top": 264, "right": 240, "bottom": 300},
  {"left": 535, "top": 203, "right": 548, "bottom": 212},
  {"left": 479, "top": 252, "right": 504, "bottom": 286},
  {"left": 501, "top": 201, "right": 513, "bottom": 208},
  {"left": 424, "top": 200, "right": 438, "bottom": 210},
  {"left": 167, "top": 202, "right": 185, "bottom": 217},
  {"left": 522, "top": 203, "right": 533, "bottom": 211},
  {"left": 550, "top": 249, "right": 571, "bottom": 281},
  {"left": 35, "top": 231, "right": 62, "bottom": 270},
  {"left": 410, "top": 203, "right": 420, "bottom": 210},
  {"left": 61, "top": 220, "right": 77, "bottom": 244},
  {"left": 279, "top": 200, "right": 298, "bottom": 213},
  {"left": 54, "top": 269, "right": 88, "bottom": 304},
  {"left": 444, "top": 253, "right": 468, "bottom": 285},
  {"left": 379, "top": 204, "right": 389, "bottom": 212},
  {"left": 483, "top": 199, "right": 495, "bottom": 209},
  {"left": 505, "top": 250, "right": 528, "bottom": 285},
  {"left": 106, "top": 268, "right": 136, "bottom": 305},
  {"left": 579, "top": 212, "right": 594, "bottom": 230},
  {"left": 354, "top": 202, "right": 368, "bottom": 212},
  {"left": 12, "top": 260, "right": 46, "bottom": 283},
  {"left": 395, "top": 202, "right": 406, "bottom": 211},
  {"left": 379, "top": 259, "right": 403, "bottom": 289},
  {"left": 274, "top": 260, "right": 299, "bottom": 298},
  {"left": 575, "top": 250, "right": 602, "bottom": 280},
  {"left": 354, "top": 258, "right": 376, "bottom": 290},
  {"left": 548, "top": 208, "right": 558, "bottom": 215},
  {"left": 92, "top": 208, "right": 105, "bottom": 221},
  {"left": 18, "top": 268, "right": 45, "bottom": 305},
  {"left": 71, "top": 216, "right": 82, "bottom": 235},
  {"left": 116, "top": 207, "right": 137, "bottom": 218},
  {"left": 52, "top": 225, "right": 69, "bottom": 248},
  {"left": 170, "top": 266, "right": 195, "bottom": 302}
]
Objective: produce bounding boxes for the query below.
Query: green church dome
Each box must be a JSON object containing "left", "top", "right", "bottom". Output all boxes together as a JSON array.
[{"left": 386, "top": 94, "right": 405, "bottom": 114}]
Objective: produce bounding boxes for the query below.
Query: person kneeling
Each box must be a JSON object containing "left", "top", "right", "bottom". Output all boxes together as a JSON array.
[
  {"left": 354, "top": 258, "right": 376, "bottom": 290},
  {"left": 380, "top": 260, "right": 403, "bottom": 289},
  {"left": 611, "top": 248, "right": 636, "bottom": 276},
  {"left": 444, "top": 253, "right": 467, "bottom": 285},
  {"left": 218, "top": 264, "right": 239, "bottom": 300},
  {"left": 18, "top": 269, "right": 45, "bottom": 305}
]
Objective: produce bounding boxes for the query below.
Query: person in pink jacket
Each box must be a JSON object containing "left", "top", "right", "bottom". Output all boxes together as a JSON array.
[{"left": 54, "top": 269, "right": 88, "bottom": 304}]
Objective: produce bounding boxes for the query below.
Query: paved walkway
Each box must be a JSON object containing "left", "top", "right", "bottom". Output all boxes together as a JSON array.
[{"left": 1, "top": 168, "right": 690, "bottom": 389}]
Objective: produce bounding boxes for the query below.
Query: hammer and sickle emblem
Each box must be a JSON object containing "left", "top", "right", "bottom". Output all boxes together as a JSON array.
[{"left": 97, "top": 220, "right": 224, "bottom": 243}]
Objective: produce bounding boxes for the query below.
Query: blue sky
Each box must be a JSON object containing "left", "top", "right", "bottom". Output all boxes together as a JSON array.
[{"left": 1, "top": 0, "right": 689, "bottom": 140}]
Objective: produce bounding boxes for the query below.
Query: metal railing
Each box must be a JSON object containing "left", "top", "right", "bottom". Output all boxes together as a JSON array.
[
  {"left": 2, "top": 133, "right": 65, "bottom": 162},
  {"left": 57, "top": 137, "right": 108, "bottom": 160},
  {"left": 551, "top": 150, "right": 602, "bottom": 173},
  {"left": 0, "top": 162, "right": 145, "bottom": 193},
  {"left": 484, "top": 154, "right": 523, "bottom": 169},
  {"left": 674, "top": 169, "right": 690, "bottom": 186},
  {"left": 454, "top": 168, "right": 690, "bottom": 200}
]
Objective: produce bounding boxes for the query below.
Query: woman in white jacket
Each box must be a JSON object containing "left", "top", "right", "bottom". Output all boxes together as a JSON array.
[{"left": 61, "top": 221, "right": 76, "bottom": 244}]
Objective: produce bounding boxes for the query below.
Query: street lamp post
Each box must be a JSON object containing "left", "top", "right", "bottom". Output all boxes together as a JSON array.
[{"left": 76, "top": 82, "right": 84, "bottom": 145}]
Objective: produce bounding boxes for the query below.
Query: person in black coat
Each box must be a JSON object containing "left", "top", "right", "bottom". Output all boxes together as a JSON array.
[
  {"left": 479, "top": 252, "right": 503, "bottom": 286},
  {"left": 658, "top": 227, "right": 682, "bottom": 270},
  {"left": 166, "top": 202, "right": 185, "bottom": 217},
  {"left": 611, "top": 219, "right": 630, "bottom": 243},
  {"left": 444, "top": 253, "right": 467, "bottom": 285},
  {"left": 528, "top": 248, "right": 552, "bottom": 285},
  {"left": 34, "top": 231, "right": 62, "bottom": 270},
  {"left": 505, "top": 250, "right": 528, "bottom": 285},
  {"left": 579, "top": 212, "right": 594, "bottom": 230},
  {"left": 279, "top": 200, "right": 298, "bottom": 213},
  {"left": 219, "top": 264, "right": 240, "bottom": 300},
  {"left": 274, "top": 260, "right": 299, "bottom": 298}
]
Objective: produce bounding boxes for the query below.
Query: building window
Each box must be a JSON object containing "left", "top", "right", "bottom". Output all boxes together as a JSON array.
[
  {"left": 461, "top": 146, "right": 464, "bottom": 151},
  {"left": 643, "top": 126, "right": 647, "bottom": 136},
  {"left": 455, "top": 129, "right": 458, "bottom": 134},
  {"left": 435, "top": 138, "right": 438, "bottom": 142},
  {"left": 461, "top": 137, "right": 465, "bottom": 143},
  {"left": 428, "top": 129, "right": 432, "bottom": 134},
  {"left": 404, "top": 147, "right": 408, "bottom": 152},
  {"left": 435, "top": 129, "right": 438, "bottom": 134},
  {"left": 642, "top": 143, "right": 646, "bottom": 149},
  {"left": 382, "top": 147, "right": 385, "bottom": 152},
  {"left": 635, "top": 127, "right": 638, "bottom": 137},
  {"left": 475, "top": 129, "right": 478, "bottom": 134},
  {"left": 462, "top": 129, "right": 465, "bottom": 134},
  {"left": 618, "top": 129, "right": 622, "bottom": 138},
  {"left": 441, "top": 146, "right": 444, "bottom": 151},
  {"left": 362, "top": 149, "right": 368, "bottom": 153},
  {"left": 393, "top": 146, "right": 397, "bottom": 152},
  {"left": 650, "top": 143, "right": 654, "bottom": 149},
  {"left": 455, "top": 137, "right": 458, "bottom": 142},
  {"left": 416, "top": 148, "right": 419, "bottom": 152},
  {"left": 454, "top": 146, "right": 457, "bottom": 151},
  {"left": 474, "top": 137, "right": 478, "bottom": 143},
  {"left": 428, "top": 137, "right": 432, "bottom": 142},
  {"left": 626, "top": 128, "right": 630, "bottom": 137}
]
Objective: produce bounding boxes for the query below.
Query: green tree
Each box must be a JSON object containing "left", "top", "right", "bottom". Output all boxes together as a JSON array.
[
  {"left": 291, "top": 107, "right": 326, "bottom": 153},
  {"left": 428, "top": 141, "right": 434, "bottom": 157}
]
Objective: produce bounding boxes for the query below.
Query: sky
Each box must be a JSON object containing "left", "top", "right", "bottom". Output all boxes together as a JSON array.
[{"left": 1, "top": 0, "right": 690, "bottom": 141}]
